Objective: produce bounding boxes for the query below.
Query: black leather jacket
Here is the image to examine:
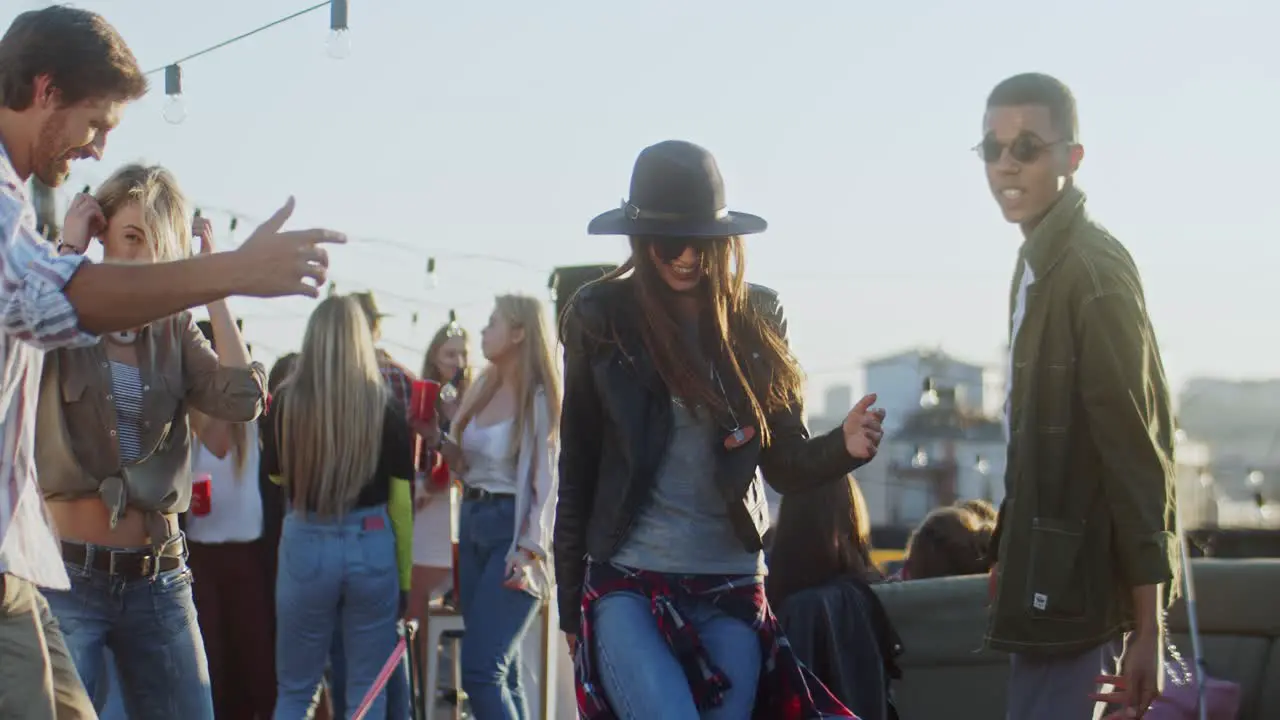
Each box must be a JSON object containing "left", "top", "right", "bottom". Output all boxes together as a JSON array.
[
  {"left": 775, "top": 576, "right": 904, "bottom": 720},
  {"left": 554, "top": 278, "right": 867, "bottom": 633}
]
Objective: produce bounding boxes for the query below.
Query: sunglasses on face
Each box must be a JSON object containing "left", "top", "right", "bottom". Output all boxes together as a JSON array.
[
  {"left": 974, "top": 133, "right": 1067, "bottom": 164},
  {"left": 652, "top": 237, "right": 713, "bottom": 264}
]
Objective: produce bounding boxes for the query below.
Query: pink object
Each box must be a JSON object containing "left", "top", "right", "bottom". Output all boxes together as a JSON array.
[
  {"left": 190, "top": 474, "right": 212, "bottom": 516},
  {"left": 1143, "top": 677, "right": 1242, "bottom": 720},
  {"left": 351, "top": 636, "right": 407, "bottom": 720}
]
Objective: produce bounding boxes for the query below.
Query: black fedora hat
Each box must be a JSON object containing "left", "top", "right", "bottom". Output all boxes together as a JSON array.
[{"left": 587, "top": 140, "right": 767, "bottom": 238}]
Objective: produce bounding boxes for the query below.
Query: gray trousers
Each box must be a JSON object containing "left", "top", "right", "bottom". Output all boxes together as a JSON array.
[{"left": 1007, "top": 638, "right": 1124, "bottom": 720}]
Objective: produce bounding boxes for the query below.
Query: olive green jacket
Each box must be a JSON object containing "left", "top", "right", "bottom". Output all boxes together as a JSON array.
[{"left": 986, "top": 186, "right": 1180, "bottom": 656}]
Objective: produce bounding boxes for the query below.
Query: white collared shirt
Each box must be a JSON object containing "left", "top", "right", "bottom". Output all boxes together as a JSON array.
[
  {"left": 0, "top": 142, "right": 96, "bottom": 590},
  {"left": 1004, "top": 260, "right": 1036, "bottom": 443}
]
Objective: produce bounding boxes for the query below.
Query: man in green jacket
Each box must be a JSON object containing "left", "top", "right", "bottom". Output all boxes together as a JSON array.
[{"left": 979, "top": 73, "right": 1179, "bottom": 720}]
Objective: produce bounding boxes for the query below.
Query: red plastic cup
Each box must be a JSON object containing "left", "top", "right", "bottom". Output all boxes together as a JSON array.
[
  {"left": 191, "top": 474, "right": 212, "bottom": 516},
  {"left": 429, "top": 457, "right": 451, "bottom": 491},
  {"left": 410, "top": 379, "right": 441, "bottom": 423}
]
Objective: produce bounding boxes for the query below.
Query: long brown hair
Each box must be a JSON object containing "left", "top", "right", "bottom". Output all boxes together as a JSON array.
[
  {"left": 578, "top": 235, "right": 804, "bottom": 446},
  {"left": 420, "top": 320, "right": 471, "bottom": 398},
  {"left": 902, "top": 506, "right": 994, "bottom": 580},
  {"left": 766, "top": 474, "right": 880, "bottom": 608}
]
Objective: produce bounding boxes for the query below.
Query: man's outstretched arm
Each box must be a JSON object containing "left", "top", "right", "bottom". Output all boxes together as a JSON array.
[{"left": 4, "top": 195, "right": 341, "bottom": 342}]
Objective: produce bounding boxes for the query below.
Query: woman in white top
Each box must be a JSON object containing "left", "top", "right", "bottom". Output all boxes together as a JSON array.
[
  {"left": 436, "top": 294, "right": 560, "bottom": 720},
  {"left": 410, "top": 320, "right": 470, "bottom": 598},
  {"left": 185, "top": 321, "right": 279, "bottom": 719}
]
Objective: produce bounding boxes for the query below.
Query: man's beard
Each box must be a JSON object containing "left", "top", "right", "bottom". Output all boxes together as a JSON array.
[{"left": 32, "top": 111, "right": 73, "bottom": 187}]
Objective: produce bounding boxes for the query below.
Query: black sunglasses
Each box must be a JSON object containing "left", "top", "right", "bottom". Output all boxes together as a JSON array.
[
  {"left": 651, "top": 237, "right": 713, "bottom": 263},
  {"left": 974, "top": 133, "right": 1068, "bottom": 164}
]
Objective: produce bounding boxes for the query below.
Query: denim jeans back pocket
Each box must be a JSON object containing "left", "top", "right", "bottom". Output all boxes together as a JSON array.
[
  {"left": 355, "top": 527, "right": 396, "bottom": 575},
  {"left": 282, "top": 529, "right": 324, "bottom": 583},
  {"left": 1025, "top": 517, "right": 1088, "bottom": 621}
]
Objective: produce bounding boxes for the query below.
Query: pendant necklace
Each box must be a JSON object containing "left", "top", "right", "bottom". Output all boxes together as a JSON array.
[
  {"left": 108, "top": 329, "right": 138, "bottom": 345},
  {"left": 710, "top": 362, "right": 756, "bottom": 450}
]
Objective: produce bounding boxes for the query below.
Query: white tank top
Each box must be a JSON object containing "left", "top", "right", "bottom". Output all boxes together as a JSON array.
[
  {"left": 185, "top": 423, "right": 263, "bottom": 544},
  {"left": 461, "top": 418, "right": 518, "bottom": 495}
]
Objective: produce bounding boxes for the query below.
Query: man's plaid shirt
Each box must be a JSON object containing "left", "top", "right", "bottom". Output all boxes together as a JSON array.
[{"left": 376, "top": 348, "right": 416, "bottom": 419}]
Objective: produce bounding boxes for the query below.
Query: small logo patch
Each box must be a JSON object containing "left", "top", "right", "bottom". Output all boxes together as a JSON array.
[{"left": 1033, "top": 593, "right": 1048, "bottom": 611}]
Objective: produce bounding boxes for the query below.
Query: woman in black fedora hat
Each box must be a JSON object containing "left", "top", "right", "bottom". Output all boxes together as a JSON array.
[{"left": 554, "top": 139, "right": 886, "bottom": 719}]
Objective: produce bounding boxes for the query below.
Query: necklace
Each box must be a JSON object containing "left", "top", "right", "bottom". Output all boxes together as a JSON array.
[{"left": 108, "top": 329, "right": 139, "bottom": 345}]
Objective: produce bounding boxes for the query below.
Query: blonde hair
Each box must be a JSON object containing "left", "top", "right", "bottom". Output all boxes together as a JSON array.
[
  {"left": 94, "top": 163, "right": 192, "bottom": 262},
  {"left": 454, "top": 295, "right": 560, "bottom": 454},
  {"left": 279, "top": 295, "right": 388, "bottom": 516}
]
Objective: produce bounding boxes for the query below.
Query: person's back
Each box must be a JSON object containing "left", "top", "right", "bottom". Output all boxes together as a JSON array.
[
  {"left": 261, "top": 296, "right": 414, "bottom": 719},
  {"left": 775, "top": 575, "right": 902, "bottom": 720}
]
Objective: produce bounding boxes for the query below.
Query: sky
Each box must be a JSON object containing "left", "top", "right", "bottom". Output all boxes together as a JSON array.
[{"left": 10, "top": 0, "right": 1277, "bottom": 413}]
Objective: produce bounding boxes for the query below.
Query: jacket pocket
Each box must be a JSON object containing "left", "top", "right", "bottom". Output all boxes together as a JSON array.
[{"left": 1024, "top": 517, "right": 1088, "bottom": 621}]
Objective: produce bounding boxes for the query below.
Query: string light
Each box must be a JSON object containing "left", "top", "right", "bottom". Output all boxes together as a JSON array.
[
  {"left": 426, "top": 257, "right": 438, "bottom": 288},
  {"left": 143, "top": 2, "right": 336, "bottom": 122},
  {"left": 919, "top": 377, "right": 940, "bottom": 408},
  {"left": 911, "top": 446, "right": 929, "bottom": 469},
  {"left": 163, "top": 65, "right": 187, "bottom": 125},
  {"left": 327, "top": 0, "right": 352, "bottom": 59}
]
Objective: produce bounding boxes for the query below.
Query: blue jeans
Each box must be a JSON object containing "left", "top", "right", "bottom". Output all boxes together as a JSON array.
[
  {"left": 329, "top": 617, "right": 412, "bottom": 719},
  {"left": 95, "top": 649, "right": 129, "bottom": 720},
  {"left": 275, "top": 506, "right": 400, "bottom": 720},
  {"left": 43, "top": 552, "right": 214, "bottom": 720},
  {"left": 457, "top": 496, "right": 540, "bottom": 720},
  {"left": 591, "top": 590, "right": 761, "bottom": 719}
]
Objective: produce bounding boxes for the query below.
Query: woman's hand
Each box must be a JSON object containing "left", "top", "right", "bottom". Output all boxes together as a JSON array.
[
  {"left": 841, "top": 393, "right": 886, "bottom": 460},
  {"left": 502, "top": 549, "right": 535, "bottom": 591},
  {"left": 192, "top": 215, "right": 215, "bottom": 255},
  {"left": 439, "top": 437, "right": 467, "bottom": 475},
  {"left": 61, "top": 193, "right": 105, "bottom": 254},
  {"left": 409, "top": 416, "right": 440, "bottom": 447}
]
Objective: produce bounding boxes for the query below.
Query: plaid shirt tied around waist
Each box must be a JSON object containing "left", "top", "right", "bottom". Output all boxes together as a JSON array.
[{"left": 574, "top": 561, "right": 858, "bottom": 720}]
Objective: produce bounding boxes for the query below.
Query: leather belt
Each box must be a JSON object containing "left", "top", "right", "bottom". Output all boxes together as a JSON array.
[
  {"left": 461, "top": 486, "right": 514, "bottom": 503},
  {"left": 61, "top": 536, "right": 187, "bottom": 580}
]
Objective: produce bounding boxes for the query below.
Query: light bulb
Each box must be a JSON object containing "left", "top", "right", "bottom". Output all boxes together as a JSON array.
[
  {"left": 163, "top": 95, "right": 187, "bottom": 125},
  {"left": 326, "top": 29, "right": 351, "bottom": 59},
  {"left": 974, "top": 456, "right": 990, "bottom": 475},
  {"left": 1248, "top": 470, "right": 1265, "bottom": 487},
  {"left": 911, "top": 447, "right": 928, "bottom": 469}
]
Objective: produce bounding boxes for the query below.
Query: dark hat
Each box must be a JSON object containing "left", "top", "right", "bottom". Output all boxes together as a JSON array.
[{"left": 587, "top": 140, "right": 767, "bottom": 238}]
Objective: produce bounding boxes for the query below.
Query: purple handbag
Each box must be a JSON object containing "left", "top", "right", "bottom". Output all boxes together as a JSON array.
[{"left": 1143, "top": 643, "right": 1241, "bottom": 720}]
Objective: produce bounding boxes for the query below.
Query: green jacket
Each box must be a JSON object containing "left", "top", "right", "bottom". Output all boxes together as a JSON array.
[{"left": 985, "top": 186, "right": 1180, "bottom": 656}]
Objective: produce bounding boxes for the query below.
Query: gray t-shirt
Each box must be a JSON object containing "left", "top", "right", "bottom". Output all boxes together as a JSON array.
[{"left": 610, "top": 322, "right": 766, "bottom": 575}]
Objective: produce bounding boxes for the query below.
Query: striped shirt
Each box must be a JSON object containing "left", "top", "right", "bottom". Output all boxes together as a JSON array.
[
  {"left": 109, "top": 360, "right": 145, "bottom": 463},
  {"left": 0, "top": 141, "right": 96, "bottom": 590}
]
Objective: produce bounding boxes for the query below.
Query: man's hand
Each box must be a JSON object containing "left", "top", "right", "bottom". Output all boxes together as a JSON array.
[
  {"left": 1092, "top": 631, "right": 1163, "bottom": 719},
  {"left": 229, "top": 197, "right": 345, "bottom": 298},
  {"left": 61, "top": 193, "right": 105, "bottom": 253},
  {"left": 842, "top": 393, "right": 886, "bottom": 460}
]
